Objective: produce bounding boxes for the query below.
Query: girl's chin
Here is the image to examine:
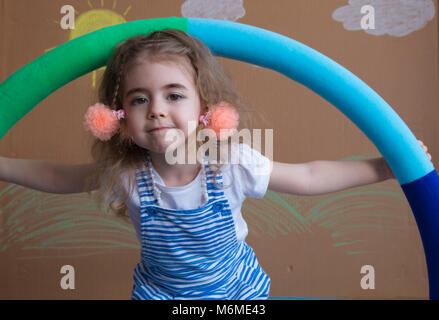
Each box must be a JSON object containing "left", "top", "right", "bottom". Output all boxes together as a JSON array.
[{"left": 143, "top": 140, "right": 188, "bottom": 155}]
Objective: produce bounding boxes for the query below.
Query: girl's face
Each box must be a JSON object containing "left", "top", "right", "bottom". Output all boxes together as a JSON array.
[{"left": 122, "top": 57, "right": 202, "bottom": 155}]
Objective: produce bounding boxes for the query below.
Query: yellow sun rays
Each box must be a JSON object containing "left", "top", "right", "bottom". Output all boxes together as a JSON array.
[{"left": 47, "top": 0, "right": 132, "bottom": 87}]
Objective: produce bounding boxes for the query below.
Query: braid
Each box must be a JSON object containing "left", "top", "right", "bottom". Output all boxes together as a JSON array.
[
  {"left": 111, "top": 52, "right": 135, "bottom": 150},
  {"left": 111, "top": 53, "right": 127, "bottom": 109},
  {"left": 112, "top": 69, "right": 123, "bottom": 109}
]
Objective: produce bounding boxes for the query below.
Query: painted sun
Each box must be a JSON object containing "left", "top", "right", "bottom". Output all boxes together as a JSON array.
[{"left": 46, "top": 0, "right": 132, "bottom": 87}]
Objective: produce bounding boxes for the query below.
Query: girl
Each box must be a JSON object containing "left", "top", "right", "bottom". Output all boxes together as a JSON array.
[{"left": 0, "top": 29, "right": 431, "bottom": 300}]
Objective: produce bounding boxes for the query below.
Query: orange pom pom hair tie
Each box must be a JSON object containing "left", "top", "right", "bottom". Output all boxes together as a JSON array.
[
  {"left": 84, "top": 103, "right": 125, "bottom": 141},
  {"left": 199, "top": 101, "right": 240, "bottom": 141},
  {"left": 84, "top": 101, "right": 238, "bottom": 142}
]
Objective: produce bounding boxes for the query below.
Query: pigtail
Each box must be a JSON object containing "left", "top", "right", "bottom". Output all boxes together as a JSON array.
[
  {"left": 112, "top": 61, "right": 123, "bottom": 110},
  {"left": 111, "top": 53, "right": 138, "bottom": 156}
]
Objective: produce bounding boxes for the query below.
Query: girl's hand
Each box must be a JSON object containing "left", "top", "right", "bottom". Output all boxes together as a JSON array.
[
  {"left": 384, "top": 139, "right": 432, "bottom": 180},
  {"left": 418, "top": 139, "right": 432, "bottom": 161}
]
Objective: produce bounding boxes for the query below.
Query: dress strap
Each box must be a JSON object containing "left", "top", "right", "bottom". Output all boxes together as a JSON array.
[{"left": 135, "top": 149, "right": 227, "bottom": 207}]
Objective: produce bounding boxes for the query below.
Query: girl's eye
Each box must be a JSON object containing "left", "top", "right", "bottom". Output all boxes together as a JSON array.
[
  {"left": 168, "top": 93, "right": 183, "bottom": 101},
  {"left": 131, "top": 97, "right": 148, "bottom": 105},
  {"left": 130, "top": 94, "right": 183, "bottom": 105}
]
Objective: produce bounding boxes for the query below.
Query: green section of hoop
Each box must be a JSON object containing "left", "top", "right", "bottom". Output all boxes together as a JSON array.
[{"left": 0, "top": 17, "right": 188, "bottom": 139}]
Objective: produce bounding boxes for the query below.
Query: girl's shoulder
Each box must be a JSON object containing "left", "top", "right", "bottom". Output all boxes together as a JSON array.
[
  {"left": 114, "top": 168, "right": 138, "bottom": 197},
  {"left": 224, "top": 142, "right": 272, "bottom": 199},
  {"left": 229, "top": 142, "right": 272, "bottom": 174}
]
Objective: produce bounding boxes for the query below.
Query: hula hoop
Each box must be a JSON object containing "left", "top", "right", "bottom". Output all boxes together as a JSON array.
[{"left": 0, "top": 17, "right": 437, "bottom": 299}]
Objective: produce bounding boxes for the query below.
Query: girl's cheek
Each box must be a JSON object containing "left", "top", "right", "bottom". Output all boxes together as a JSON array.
[{"left": 126, "top": 120, "right": 138, "bottom": 135}]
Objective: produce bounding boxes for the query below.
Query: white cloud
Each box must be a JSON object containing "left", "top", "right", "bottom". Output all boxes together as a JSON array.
[
  {"left": 181, "top": 0, "right": 245, "bottom": 21},
  {"left": 332, "top": 0, "right": 435, "bottom": 37}
]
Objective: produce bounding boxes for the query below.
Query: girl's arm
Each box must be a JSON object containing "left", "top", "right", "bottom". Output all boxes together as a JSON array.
[
  {"left": 268, "top": 140, "right": 431, "bottom": 196},
  {"left": 268, "top": 157, "right": 391, "bottom": 196},
  {"left": 0, "top": 156, "right": 99, "bottom": 194}
]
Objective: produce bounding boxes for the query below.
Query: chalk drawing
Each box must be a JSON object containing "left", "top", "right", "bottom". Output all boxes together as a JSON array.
[
  {"left": 244, "top": 184, "right": 407, "bottom": 255},
  {"left": 181, "top": 0, "right": 245, "bottom": 21},
  {"left": 48, "top": 0, "right": 131, "bottom": 88},
  {"left": 0, "top": 185, "right": 138, "bottom": 260},
  {"left": 332, "top": 0, "right": 435, "bottom": 37}
]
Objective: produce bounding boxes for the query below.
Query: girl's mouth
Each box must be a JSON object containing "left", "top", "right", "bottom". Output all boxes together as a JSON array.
[{"left": 148, "top": 127, "right": 171, "bottom": 133}]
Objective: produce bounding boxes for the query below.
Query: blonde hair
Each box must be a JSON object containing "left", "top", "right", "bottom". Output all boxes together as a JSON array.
[{"left": 86, "top": 29, "right": 254, "bottom": 219}]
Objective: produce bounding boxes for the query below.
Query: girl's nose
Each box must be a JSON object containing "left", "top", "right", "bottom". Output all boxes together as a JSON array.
[
  {"left": 147, "top": 100, "right": 167, "bottom": 119},
  {"left": 147, "top": 111, "right": 166, "bottom": 119}
]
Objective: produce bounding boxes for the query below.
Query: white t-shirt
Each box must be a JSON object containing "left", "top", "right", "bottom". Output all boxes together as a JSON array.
[{"left": 120, "top": 143, "right": 273, "bottom": 243}]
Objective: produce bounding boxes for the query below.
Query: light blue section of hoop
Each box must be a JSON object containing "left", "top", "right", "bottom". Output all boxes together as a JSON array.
[{"left": 187, "top": 17, "right": 433, "bottom": 185}]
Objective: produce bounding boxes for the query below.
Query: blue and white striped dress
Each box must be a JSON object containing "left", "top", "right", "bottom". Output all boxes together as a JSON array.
[{"left": 131, "top": 153, "right": 271, "bottom": 300}]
